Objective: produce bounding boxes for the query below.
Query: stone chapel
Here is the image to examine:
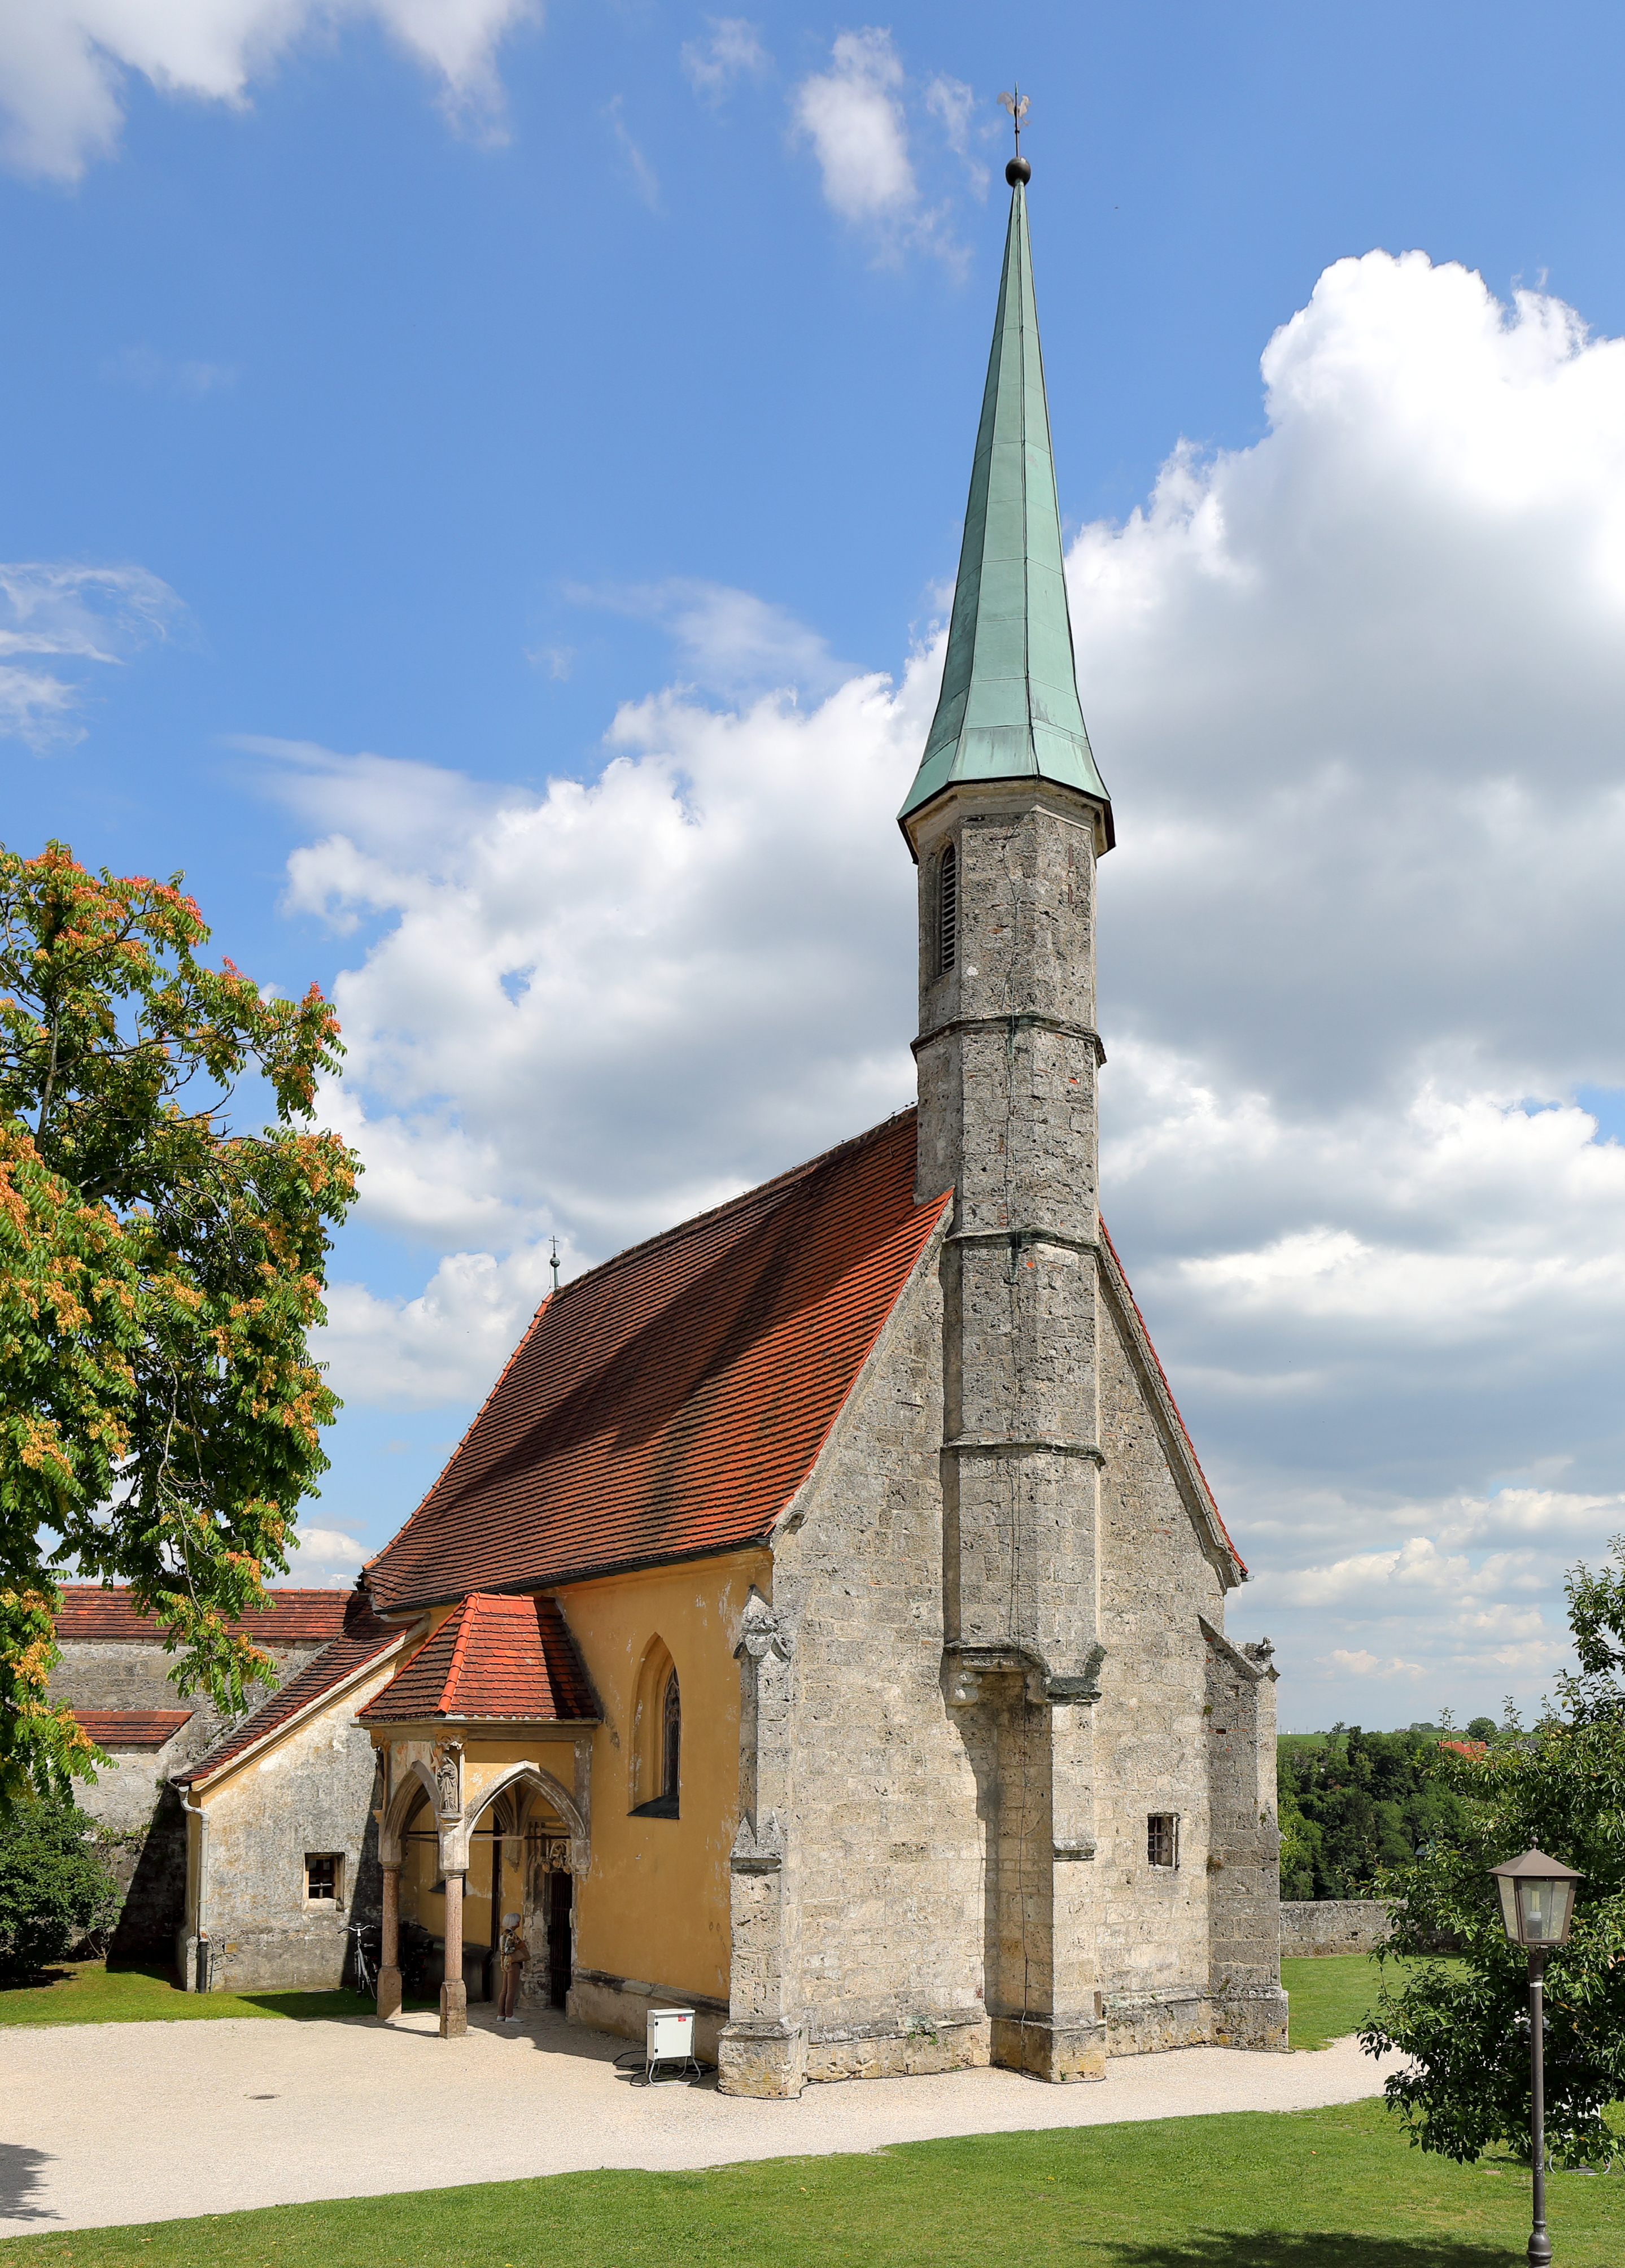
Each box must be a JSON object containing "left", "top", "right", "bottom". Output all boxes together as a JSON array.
[{"left": 158, "top": 161, "right": 1285, "bottom": 2092}]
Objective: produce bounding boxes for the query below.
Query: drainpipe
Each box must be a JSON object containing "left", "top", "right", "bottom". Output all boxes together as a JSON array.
[{"left": 178, "top": 1782, "right": 209, "bottom": 1994}]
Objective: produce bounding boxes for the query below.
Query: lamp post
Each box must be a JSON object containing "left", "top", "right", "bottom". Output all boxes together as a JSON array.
[{"left": 1489, "top": 1849, "right": 1584, "bottom": 2268}]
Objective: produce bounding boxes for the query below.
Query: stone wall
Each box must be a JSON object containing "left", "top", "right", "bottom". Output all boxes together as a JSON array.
[
  {"left": 1280, "top": 1900, "right": 1393, "bottom": 1956},
  {"left": 719, "top": 1205, "right": 1287, "bottom": 2095},
  {"left": 52, "top": 1633, "right": 333, "bottom": 1962},
  {"left": 722, "top": 1222, "right": 997, "bottom": 2093},
  {"left": 1091, "top": 1297, "right": 1228, "bottom": 2047},
  {"left": 182, "top": 1664, "right": 396, "bottom": 1992}
]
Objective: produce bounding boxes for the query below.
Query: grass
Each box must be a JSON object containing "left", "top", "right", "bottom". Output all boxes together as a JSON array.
[
  {"left": 1282, "top": 1951, "right": 1435, "bottom": 2051},
  {"left": 1, "top": 2098, "right": 1620, "bottom": 2267},
  {"left": 0, "top": 1957, "right": 433, "bottom": 2028}
]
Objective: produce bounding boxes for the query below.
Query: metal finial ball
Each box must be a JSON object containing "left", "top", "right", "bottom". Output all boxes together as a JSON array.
[{"left": 1006, "top": 155, "right": 1031, "bottom": 186}]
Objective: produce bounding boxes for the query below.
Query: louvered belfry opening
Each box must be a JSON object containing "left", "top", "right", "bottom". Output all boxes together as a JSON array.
[{"left": 939, "top": 841, "right": 958, "bottom": 972}]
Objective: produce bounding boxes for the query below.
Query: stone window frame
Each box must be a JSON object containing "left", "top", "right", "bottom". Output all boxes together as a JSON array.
[
  {"left": 1146, "top": 1813, "right": 1179, "bottom": 1870},
  {"left": 937, "top": 840, "right": 958, "bottom": 974},
  {"left": 304, "top": 1851, "right": 345, "bottom": 1908}
]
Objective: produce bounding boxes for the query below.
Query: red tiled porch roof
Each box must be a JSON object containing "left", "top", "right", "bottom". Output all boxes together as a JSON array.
[
  {"left": 71, "top": 1710, "right": 193, "bottom": 1750},
  {"left": 364, "top": 1113, "right": 952, "bottom": 1611},
  {"left": 361, "top": 1594, "right": 597, "bottom": 1724},
  {"left": 54, "top": 1587, "right": 351, "bottom": 1648}
]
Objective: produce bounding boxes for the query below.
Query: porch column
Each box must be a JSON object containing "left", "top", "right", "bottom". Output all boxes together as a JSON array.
[
  {"left": 377, "top": 1863, "right": 402, "bottom": 2021},
  {"left": 440, "top": 1870, "right": 468, "bottom": 2038}
]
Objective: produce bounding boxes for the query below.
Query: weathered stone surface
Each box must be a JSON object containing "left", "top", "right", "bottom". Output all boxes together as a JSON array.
[
  {"left": 51, "top": 1627, "right": 337, "bottom": 1964},
  {"left": 1280, "top": 1900, "right": 1394, "bottom": 1956},
  {"left": 181, "top": 1667, "right": 395, "bottom": 1993}
]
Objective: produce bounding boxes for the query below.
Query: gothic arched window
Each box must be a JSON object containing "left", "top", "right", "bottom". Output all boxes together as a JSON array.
[
  {"left": 662, "top": 1669, "right": 681, "bottom": 1808},
  {"left": 939, "top": 841, "right": 958, "bottom": 974},
  {"left": 630, "top": 1639, "right": 681, "bottom": 1818}
]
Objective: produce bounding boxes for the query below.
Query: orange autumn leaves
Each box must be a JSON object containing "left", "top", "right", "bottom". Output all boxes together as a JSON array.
[{"left": 0, "top": 843, "right": 357, "bottom": 1797}]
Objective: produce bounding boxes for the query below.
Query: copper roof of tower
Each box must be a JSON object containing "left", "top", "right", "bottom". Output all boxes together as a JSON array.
[{"left": 898, "top": 176, "right": 1113, "bottom": 849}]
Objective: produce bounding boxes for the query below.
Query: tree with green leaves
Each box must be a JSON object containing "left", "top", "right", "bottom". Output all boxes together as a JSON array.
[
  {"left": 0, "top": 1791, "right": 123, "bottom": 1979},
  {"left": 1361, "top": 1539, "right": 1625, "bottom": 2167},
  {"left": 1277, "top": 1724, "right": 1471, "bottom": 1900},
  {"left": 0, "top": 841, "right": 357, "bottom": 1800}
]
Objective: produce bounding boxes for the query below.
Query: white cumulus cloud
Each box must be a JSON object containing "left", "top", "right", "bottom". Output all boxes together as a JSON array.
[
  {"left": 277, "top": 247, "right": 1625, "bottom": 1724},
  {"left": 282, "top": 1524, "right": 368, "bottom": 1585},
  {"left": 0, "top": 0, "right": 538, "bottom": 182},
  {"left": 792, "top": 28, "right": 913, "bottom": 224}
]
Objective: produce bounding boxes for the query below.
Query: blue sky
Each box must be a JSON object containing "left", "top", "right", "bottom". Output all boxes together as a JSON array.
[{"left": 8, "top": 1, "right": 1625, "bottom": 1725}]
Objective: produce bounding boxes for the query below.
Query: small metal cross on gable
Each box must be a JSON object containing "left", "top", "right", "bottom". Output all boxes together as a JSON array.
[{"left": 998, "top": 87, "right": 1030, "bottom": 154}]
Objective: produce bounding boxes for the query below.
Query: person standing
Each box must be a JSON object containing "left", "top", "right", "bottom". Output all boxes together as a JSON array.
[{"left": 497, "top": 1911, "right": 528, "bottom": 2023}]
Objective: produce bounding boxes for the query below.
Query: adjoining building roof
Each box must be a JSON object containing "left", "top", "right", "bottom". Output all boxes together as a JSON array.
[
  {"left": 175, "top": 1593, "right": 401, "bottom": 1788},
  {"left": 365, "top": 1113, "right": 952, "bottom": 1615},
  {"left": 898, "top": 178, "right": 1113, "bottom": 847},
  {"left": 71, "top": 1710, "right": 193, "bottom": 1750},
  {"left": 54, "top": 1588, "right": 351, "bottom": 1648},
  {"left": 360, "top": 1593, "right": 597, "bottom": 1725}
]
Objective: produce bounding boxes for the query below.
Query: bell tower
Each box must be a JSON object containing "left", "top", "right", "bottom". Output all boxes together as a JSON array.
[{"left": 899, "top": 154, "right": 1116, "bottom": 2081}]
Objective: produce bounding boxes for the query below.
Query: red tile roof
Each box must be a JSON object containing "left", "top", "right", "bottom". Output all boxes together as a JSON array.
[
  {"left": 365, "top": 1113, "right": 952, "bottom": 1611},
  {"left": 176, "top": 1593, "right": 403, "bottom": 1787},
  {"left": 72, "top": 1710, "right": 193, "bottom": 1750},
  {"left": 54, "top": 1588, "right": 352, "bottom": 1648},
  {"left": 361, "top": 1594, "right": 597, "bottom": 1725}
]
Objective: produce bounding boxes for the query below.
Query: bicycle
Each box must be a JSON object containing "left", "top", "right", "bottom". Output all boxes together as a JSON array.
[{"left": 347, "top": 1922, "right": 379, "bottom": 1999}]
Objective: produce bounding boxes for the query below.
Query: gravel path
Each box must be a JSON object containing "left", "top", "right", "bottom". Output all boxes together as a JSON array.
[{"left": 0, "top": 2007, "right": 1392, "bottom": 2238}]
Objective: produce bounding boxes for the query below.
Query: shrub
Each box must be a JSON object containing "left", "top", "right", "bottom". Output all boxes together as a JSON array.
[
  {"left": 1361, "top": 1539, "right": 1625, "bottom": 2167},
  {"left": 0, "top": 1794, "right": 122, "bottom": 1981}
]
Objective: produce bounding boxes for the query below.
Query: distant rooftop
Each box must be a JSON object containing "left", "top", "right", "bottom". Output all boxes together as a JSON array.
[{"left": 54, "top": 1587, "right": 352, "bottom": 1648}]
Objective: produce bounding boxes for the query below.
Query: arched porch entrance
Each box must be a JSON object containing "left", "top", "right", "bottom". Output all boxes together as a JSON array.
[
  {"left": 386, "top": 1781, "right": 575, "bottom": 2008},
  {"left": 374, "top": 1743, "right": 593, "bottom": 2036}
]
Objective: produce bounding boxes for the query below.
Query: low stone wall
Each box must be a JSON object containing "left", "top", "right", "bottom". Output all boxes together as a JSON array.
[{"left": 1280, "top": 1899, "right": 1392, "bottom": 1956}]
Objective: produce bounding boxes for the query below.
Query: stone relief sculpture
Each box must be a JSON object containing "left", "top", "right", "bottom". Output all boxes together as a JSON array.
[{"left": 430, "top": 1740, "right": 462, "bottom": 1820}]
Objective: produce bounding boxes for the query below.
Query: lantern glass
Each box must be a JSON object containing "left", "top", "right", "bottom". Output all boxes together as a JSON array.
[
  {"left": 1517, "top": 1875, "right": 1575, "bottom": 1946},
  {"left": 1497, "top": 1874, "right": 1521, "bottom": 1941}
]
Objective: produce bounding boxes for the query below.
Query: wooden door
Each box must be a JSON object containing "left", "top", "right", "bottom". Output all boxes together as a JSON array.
[{"left": 547, "top": 1870, "right": 572, "bottom": 2009}]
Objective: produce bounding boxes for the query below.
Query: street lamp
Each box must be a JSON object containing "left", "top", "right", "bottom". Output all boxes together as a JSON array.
[{"left": 1489, "top": 1848, "right": 1584, "bottom": 2268}]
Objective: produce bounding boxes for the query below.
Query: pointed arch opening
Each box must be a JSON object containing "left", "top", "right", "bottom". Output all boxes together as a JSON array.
[
  {"left": 938, "top": 840, "right": 958, "bottom": 974},
  {"left": 630, "top": 1637, "right": 680, "bottom": 1818}
]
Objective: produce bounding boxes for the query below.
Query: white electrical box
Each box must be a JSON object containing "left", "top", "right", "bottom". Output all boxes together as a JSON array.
[{"left": 646, "top": 2006, "right": 694, "bottom": 2063}]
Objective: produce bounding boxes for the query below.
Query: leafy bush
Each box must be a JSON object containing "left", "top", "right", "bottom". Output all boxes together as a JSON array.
[
  {"left": 0, "top": 1795, "right": 122, "bottom": 1982},
  {"left": 1360, "top": 1539, "right": 1625, "bottom": 2167},
  {"left": 1277, "top": 1725, "right": 1473, "bottom": 1900}
]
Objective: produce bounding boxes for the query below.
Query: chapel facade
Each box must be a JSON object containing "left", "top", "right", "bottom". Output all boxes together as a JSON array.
[{"left": 163, "top": 165, "right": 1285, "bottom": 2090}]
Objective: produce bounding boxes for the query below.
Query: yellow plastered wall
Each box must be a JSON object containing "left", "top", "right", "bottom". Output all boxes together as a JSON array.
[{"left": 560, "top": 1549, "right": 770, "bottom": 2004}]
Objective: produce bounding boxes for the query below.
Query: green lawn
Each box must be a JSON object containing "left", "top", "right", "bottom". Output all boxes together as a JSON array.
[
  {"left": 0, "top": 1957, "right": 431, "bottom": 2027},
  {"left": 1, "top": 2099, "right": 1619, "bottom": 2267},
  {"left": 1283, "top": 1952, "right": 1431, "bottom": 2051}
]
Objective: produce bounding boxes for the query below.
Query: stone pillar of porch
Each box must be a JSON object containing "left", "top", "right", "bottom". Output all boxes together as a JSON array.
[
  {"left": 440, "top": 1871, "right": 468, "bottom": 2039},
  {"left": 377, "top": 1863, "right": 402, "bottom": 2021}
]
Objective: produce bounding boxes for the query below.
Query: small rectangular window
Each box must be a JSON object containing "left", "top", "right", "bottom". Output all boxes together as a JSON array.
[
  {"left": 305, "top": 1852, "right": 340, "bottom": 1903},
  {"left": 1147, "top": 1814, "right": 1178, "bottom": 1869}
]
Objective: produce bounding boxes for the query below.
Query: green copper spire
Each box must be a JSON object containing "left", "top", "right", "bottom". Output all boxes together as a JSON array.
[{"left": 898, "top": 178, "right": 1113, "bottom": 849}]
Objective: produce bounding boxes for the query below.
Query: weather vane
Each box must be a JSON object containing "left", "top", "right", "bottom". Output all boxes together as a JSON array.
[
  {"left": 998, "top": 86, "right": 1031, "bottom": 184},
  {"left": 549, "top": 1235, "right": 560, "bottom": 1296}
]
